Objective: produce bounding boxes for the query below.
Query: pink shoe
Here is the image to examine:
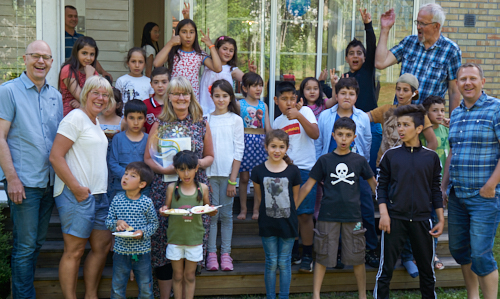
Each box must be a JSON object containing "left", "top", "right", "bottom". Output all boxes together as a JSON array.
[
  {"left": 220, "top": 253, "right": 234, "bottom": 271},
  {"left": 206, "top": 252, "right": 219, "bottom": 271}
]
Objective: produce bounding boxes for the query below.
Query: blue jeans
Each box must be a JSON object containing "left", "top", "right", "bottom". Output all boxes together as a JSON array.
[
  {"left": 208, "top": 177, "right": 234, "bottom": 254},
  {"left": 261, "top": 236, "right": 295, "bottom": 299},
  {"left": 359, "top": 178, "right": 377, "bottom": 251},
  {"left": 5, "top": 181, "right": 54, "bottom": 299},
  {"left": 369, "top": 122, "right": 382, "bottom": 174},
  {"left": 298, "top": 169, "right": 316, "bottom": 215},
  {"left": 448, "top": 188, "right": 500, "bottom": 276},
  {"left": 111, "top": 252, "right": 153, "bottom": 298}
]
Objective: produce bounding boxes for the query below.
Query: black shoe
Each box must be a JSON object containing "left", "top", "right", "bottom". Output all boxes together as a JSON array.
[
  {"left": 334, "top": 257, "right": 344, "bottom": 269},
  {"left": 299, "top": 254, "right": 313, "bottom": 273},
  {"left": 291, "top": 251, "right": 302, "bottom": 265},
  {"left": 365, "top": 249, "right": 380, "bottom": 268}
]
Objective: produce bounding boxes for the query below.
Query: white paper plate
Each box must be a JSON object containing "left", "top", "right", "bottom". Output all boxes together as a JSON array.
[
  {"left": 191, "top": 205, "right": 218, "bottom": 214},
  {"left": 162, "top": 209, "right": 190, "bottom": 216},
  {"left": 112, "top": 231, "right": 138, "bottom": 238}
]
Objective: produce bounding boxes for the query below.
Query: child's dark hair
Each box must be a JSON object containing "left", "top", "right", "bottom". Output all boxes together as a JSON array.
[
  {"left": 124, "top": 99, "right": 147, "bottom": 117},
  {"left": 335, "top": 77, "right": 359, "bottom": 96},
  {"left": 151, "top": 67, "right": 171, "bottom": 81},
  {"left": 215, "top": 36, "right": 238, "bottom": 71},
  {"left": 173, "top": 150, "right": 202, "bottom": 202},
  {"left": 299, "top": 77, "right": 323, "bottom": 106},
  {"left": 393, "top": 104, "right": 426, "bottom": 128},
  {"left": 211, "top": 79, "right": 239, "bottom": 114},
  {"left": 334, "top": 117, "right": 356, "bottom": 134},
  {"left": 276, "top": 81, "right": 296, "bottom": 97},
  {"left": 422, "top": 95, "right": 446, "bottom": 111},
  {"left": 264, "top": 129, "right": 293, "bottom": 165},
  {"left": 125, "top": 47, "right": 147, "bottom": 68},
  {"left": 241, "top": 72, "right": 264, "bottom": 97},
  {"left": 125, "top": 161, "right": 154, "bottom": 188},
  {"left": 167, "top": 19, "right": 203, "bottom": 76},
  {"left": 345, "top": 38, "right": 366, "bottom": 57},
  {"left": 112, "top": 87, "right": 123, "bottom": 117},
  {"left": 60, "top": 36, "right": 98, "bottom": 90},
  {"left": 141, "top": 22, "right": 160, "bottom": 54}
]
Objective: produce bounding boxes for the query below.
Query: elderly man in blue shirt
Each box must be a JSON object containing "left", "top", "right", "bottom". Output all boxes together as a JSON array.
[
  {"left": 0, "top": 40, "right": 63, "bottom": 298},
  {"left": 442, "top": 63, "right": 500, "bottom": 299},
  {"left": 375, "top": 3, "right": 462, "bottom": 112}
]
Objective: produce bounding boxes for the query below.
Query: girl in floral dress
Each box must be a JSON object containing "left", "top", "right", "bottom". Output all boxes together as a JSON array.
[
  {"left": 144, "top": 76, "right": 214, "bottom": 298},
  {"left": 153, "top": 19, "right": 222, "bottom": 100}
]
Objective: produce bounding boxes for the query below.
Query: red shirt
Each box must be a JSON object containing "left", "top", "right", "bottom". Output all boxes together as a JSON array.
[{"left": 143, "top": 96, "right": 163, "bottom": 133}]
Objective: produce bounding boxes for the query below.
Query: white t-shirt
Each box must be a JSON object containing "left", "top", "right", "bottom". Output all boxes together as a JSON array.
[
  {"left": 272, "top": 106, "right": 318, "bottom": 171},
  {"left": 115, "top": 74, "right": 154, "bottom": 106},
  {"left": 206, "top": 112, "right": 245, "bottom": 177},
  {"left": 199, "top": 64, "right": 236, "bottom": 115},
  {"left": 143, "top": 44, "right": 156, "bottom": 59},
  {"left": 54, "top": 109, "right": 109, "bottom": 197}
]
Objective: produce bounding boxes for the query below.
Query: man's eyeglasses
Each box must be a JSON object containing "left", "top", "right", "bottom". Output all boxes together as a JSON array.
[
  {"left": 413, "top": 20, "right": 436, "bottom": 27},
  {"left": 25, "top": 53, "right": 52, "bottom": 60}
]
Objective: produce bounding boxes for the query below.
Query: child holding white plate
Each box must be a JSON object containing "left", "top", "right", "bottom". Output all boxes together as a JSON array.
[
  {"left": 105, "top": 161, "right": 159, "bottom": 298},
  {"left": 160, "top": 150, "right": 217, "bottom": 299}
]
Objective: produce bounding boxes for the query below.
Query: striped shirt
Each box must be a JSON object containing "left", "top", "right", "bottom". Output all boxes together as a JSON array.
[
  {"left": 390, "top": 34, "right": 462, "bottom": 105},
  {"left": 65, "top": 30, "right": 83, "bottom": 60},
  {"left": 448, "top": 92, "right": 500, "bottom": 198}
]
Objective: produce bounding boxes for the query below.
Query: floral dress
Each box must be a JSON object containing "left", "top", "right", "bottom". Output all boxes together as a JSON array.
[
  {"left": 149, "top": 114, "right": 212, "bottom": 297},
  {"left": 171, "top": 49, "right": 207, "bottom": 100}
]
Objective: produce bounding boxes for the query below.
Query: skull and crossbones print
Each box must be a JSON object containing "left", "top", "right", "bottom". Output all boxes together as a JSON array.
[{"left": 331, "top": 163, "right": 355, "bottom": 185}]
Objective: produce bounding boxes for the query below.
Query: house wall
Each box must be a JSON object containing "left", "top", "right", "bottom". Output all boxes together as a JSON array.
[{"left": 438, "top": 0, "right": 500, "bottom": 98}]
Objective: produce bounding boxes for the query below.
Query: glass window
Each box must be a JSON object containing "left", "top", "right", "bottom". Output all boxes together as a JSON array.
[{"left": 0, "top": 0, "right": 37, "bottom": 83}]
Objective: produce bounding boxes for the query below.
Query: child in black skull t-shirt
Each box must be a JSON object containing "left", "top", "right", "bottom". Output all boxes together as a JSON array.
[{"left": 298, "top": 117, "right": 376, "bottom": 299}]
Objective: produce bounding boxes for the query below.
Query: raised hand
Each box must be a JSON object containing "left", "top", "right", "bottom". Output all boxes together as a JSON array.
[
  {"left": 329, "top": 68, "right": 339, "bottom": 86},
  {"left": 318, "top": 69, "right": 327, "bottom": 81},
  {"left": 182, "top": 2, "right": 190, "bottom": 19},
  {"left": 359, "top": 8, "right": 372, "bottom": 24},
  {"left": 380, "top": 8, "right": 396, "bottom": 30},
  {"left": 169, "top": 29, "right": 181, "bottom": 47},
  {"left": 248, "top": 60, "right": 257, "bottom": 72},
  {"left": 296, "top": 97, "right": 304, "bottom": 110},
  {"left": 84, "top": 64, "right": 96, "bottom": 78},
  {"left": 200, "top": 29, "right": 213, "bottom": 47}
]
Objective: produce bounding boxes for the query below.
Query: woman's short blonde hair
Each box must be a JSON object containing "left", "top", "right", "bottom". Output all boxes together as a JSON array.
[
  {"left": 79, "top": 75, "right": 115, "bottom": 110},
  {"left": 158, "top": 76, "right": 203, "bottom": 123}
]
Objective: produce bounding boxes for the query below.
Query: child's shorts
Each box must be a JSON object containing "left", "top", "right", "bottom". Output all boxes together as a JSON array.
[
  {"left": 55, "top": 185, "right": 109, "bottom": 239},
  {"left": 314, "top": 221, "right": 366, "bottom": 267},
  {"left": 166, "top": 244, "right": 203, "bottom": 262}
]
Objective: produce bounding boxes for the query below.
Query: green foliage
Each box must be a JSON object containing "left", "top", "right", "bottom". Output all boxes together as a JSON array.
[{"left": 0, "top": 207, "right": 12, "bottom": 284}]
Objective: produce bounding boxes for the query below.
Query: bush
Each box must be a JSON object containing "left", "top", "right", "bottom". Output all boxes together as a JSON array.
[{"left": 0, "top": 207, "right": 11, "bottom": 284}]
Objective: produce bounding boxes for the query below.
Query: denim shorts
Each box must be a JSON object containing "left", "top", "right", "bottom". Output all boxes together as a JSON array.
[
  {"left": 297, "top": 169, "right": 316, "bottom": 215},
  {"left": 55, "top": 185, "right": 110, "bottom": 239},
  {"left": 448, "top": 188, "right": 500, "bottom": 276}
]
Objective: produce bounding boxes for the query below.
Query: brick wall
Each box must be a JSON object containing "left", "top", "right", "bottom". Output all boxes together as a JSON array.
[{"left": 438, "top": 0, "right": 500, "bottom": 98}]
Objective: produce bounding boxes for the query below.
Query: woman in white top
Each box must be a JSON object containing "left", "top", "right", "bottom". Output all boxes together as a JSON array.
[
  {"left": 141, "top": 22, "right": 160, "bottom": 78},
  {"left": 50, "top": 76, "right": 115, "bottom": 298}
]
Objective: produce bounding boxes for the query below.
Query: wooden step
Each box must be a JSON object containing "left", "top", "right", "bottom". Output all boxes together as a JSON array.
[{"left": 34, "top": 257, "right": 464, "bottom": 298}]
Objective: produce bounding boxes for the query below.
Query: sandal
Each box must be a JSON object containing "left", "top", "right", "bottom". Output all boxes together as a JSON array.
[{"left": 434, "top": 257, "right": 445, "bottom": 270}]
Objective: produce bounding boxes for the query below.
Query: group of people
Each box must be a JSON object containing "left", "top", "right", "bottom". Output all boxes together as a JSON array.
[{"left": 1, "top": 2, "right": 499, "bottom": 299}]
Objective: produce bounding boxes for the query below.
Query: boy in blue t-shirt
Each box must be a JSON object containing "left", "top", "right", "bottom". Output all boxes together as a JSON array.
[
  {"left": 106, "top": 161, "right": 159, "bottom": 298},
  {"left": 108, "top": 99, "right": 149, "bottom": 198}
]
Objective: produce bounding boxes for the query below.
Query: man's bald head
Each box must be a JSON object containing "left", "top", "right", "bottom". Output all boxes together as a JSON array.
[
  {"left": 26, "top": 40, "right": 52, "bottom": 55},
  {"left": 23, "top": 40, "right": 53, "bottom": 88}
]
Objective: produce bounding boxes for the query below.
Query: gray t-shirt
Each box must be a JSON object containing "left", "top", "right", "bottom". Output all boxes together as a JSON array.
[{"left": 310, "top": 152, "right": 373, "bottom": 222}]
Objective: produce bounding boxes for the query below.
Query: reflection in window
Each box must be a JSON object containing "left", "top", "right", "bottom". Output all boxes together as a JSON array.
[{"left": 0, "top": 0, "right": 36, "bottom": 83}]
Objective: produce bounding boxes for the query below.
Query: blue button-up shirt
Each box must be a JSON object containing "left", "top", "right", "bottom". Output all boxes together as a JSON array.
[
  {"left": 448, "top": 92, "right": 500, "bottom": 198},
  {"left": 391, "top": 34, "right": 462, "bottom": 105},
  {"left": 0, "top": 72, "right": 63, "bottom": 188},
  {"left": 65, "top": 30, "right": 84, "bottom": 60}
]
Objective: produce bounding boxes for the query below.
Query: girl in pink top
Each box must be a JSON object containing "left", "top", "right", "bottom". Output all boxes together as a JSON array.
[
  {"left": 153, "top": 19, "right": 222, "bottom": 100},
  {"left": 59, "top": 36, "right": 99, "bottom": 116}
]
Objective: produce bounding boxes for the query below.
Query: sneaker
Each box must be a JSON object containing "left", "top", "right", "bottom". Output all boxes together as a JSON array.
[
  {"left": 291, "top": 251, "right": 302, "bottom": 265},
  {"left": 365, "top": 249, "right": 380, "bottom": 268},
  {"left": 220, "top": 253, "right": 234, "bottom": 271},
  {"left": 298, "top": 254, "right": 313, "bottom": 273},
  {"left": 206, "top": 252, "right": 219, "bottom": 271}
]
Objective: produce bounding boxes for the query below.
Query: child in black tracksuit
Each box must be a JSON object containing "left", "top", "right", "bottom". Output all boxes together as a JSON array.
[{"left": 374, "top": 105, "right": 445, "bottom": 299}]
